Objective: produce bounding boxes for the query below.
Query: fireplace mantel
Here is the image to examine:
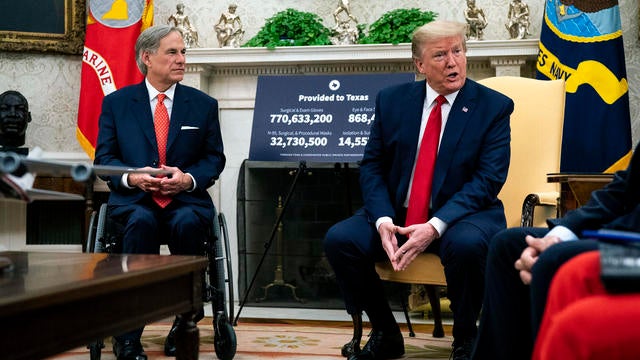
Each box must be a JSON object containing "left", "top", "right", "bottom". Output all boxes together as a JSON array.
[
  {"left": 181, "top": 39, "right": 540, "bottom": 109},
  {"left": 186, "top": 39, "right": 539, "bottom": 72}
]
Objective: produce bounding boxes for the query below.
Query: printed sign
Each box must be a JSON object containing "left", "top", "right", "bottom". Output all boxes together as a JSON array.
[{"left": 249, "top": 73, "right": 415, "bottom": 162}]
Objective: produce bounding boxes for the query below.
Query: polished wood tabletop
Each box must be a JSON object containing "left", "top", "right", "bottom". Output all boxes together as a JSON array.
[
  {"left": 547, "top": 173, "right": 614, "bottom": 216},
  {"left": 0, "top": 251, "right": 208, "bottom": 360}
]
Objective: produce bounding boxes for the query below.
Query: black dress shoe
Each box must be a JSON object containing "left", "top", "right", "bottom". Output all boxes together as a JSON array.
[
  {"left": 112, "top": 338, "right": 147, "bottom": 360},
  {"left": 164, "top": 317, "right": 179, "bottom": 357},
  {"left": 165, "top": 308, "right": 205, "bottom": 357},
  {"left": 450, "top": 337, "right": 475, "bottom": 360},
  {"left": 348, "top": 329, "right": 404, "bottom": 360}
]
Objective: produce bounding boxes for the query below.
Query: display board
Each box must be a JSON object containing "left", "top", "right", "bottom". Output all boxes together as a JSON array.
[{"left": 249, "top": 73, "right": 415, "bottom": 162}]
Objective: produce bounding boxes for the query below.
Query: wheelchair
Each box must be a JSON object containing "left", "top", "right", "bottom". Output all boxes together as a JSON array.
[{"left": 84, "top": 203, "right": 237, "bottom": 360}]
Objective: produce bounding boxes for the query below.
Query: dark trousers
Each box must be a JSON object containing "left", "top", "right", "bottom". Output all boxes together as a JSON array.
[
  {"left": 324, "top": 208, "right": 496, "bottom": 340},
  {"left": 472, "top": 227, "right": 598, "bottom": 360},
  {"left": 109, "top": 198, "right": 212, "bottom": 343}
]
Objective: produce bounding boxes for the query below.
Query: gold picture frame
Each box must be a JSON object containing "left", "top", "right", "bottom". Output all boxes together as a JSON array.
[{"left": 0, "top": 0, "right": 86, "bottom": 55}]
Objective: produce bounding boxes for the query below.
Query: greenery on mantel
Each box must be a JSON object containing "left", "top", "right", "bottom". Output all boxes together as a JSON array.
[
  {"left": 243, "top": 8, "right": 438, "bottom": 49},
  {"left": 243, "top": 8, "right": 332, "bottom": 49},
  {"left": 359, "top": 8, "right": 438, "bottom": 45}
]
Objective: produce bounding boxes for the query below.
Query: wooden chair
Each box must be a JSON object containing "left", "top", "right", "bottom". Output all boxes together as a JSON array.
[{"left": 344, "top": 77, "right": 566, "bottom": 355}]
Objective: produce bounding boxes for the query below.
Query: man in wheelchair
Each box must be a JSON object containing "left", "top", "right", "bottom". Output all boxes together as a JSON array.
[{"left": 94, "top": 25, "right": 225, "bottom": 360}]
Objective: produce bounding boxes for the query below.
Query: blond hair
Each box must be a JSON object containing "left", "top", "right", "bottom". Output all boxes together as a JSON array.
[{"left": 411, "top": 20, "right": 467, "bottom": 60}]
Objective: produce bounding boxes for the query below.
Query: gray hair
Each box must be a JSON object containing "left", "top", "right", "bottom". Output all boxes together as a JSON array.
[
  {"left": 411, "top": 20, "right": 467, "bottom": 60},
  {"left": 135, "top": 25, "right": 183, "bottom": 75}
]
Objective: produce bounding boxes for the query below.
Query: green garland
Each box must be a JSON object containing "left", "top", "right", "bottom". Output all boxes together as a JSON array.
[
  {"left": 359, "top": 8, "right": 438, "bottom": 45},
  {"left": 243, "top": 8, "right": 332, "bottom": 49}
]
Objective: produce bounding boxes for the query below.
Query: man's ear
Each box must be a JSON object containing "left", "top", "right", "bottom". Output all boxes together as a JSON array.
[
  {"left": 142, "top": 51, "right": 151, "bottom": 66},
  {"left": 413, "top": 58, "right": 425, "bottom": 74}
]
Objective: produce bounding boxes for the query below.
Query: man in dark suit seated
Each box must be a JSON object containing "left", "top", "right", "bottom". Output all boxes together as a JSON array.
[
  {"left": 323, "top": 20, "right": 514, "bottom": 360},
  {"left": 472, "top": 143, "right": 640, "bottom": 360},
  {"left": 94, "top": 25, "right": 225, "bottom": 360}
]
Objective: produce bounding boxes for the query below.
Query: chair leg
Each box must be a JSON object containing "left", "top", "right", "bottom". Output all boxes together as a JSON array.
[
  {"left": 399, "top": 290, "right": 415, "bottom": 337},
  {"left": 342, "top": 312, "right": 362, "bottom": 357},
  {"left": 425, "top": 285, "right": 445, "bottom": 338}
]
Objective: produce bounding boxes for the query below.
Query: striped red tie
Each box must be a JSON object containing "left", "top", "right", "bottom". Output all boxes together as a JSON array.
[{"left": 405, "top": 95, "right": 446, "bottom": 226}]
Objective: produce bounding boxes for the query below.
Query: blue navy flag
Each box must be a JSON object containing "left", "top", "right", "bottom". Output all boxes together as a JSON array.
[{"left": 536, "top": 0, "right": 631, "bottom": 172}]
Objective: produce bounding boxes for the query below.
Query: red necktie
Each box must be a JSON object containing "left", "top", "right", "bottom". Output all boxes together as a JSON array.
[
  {"left": 152, "top": 93, "right": 172, "bottom": 208},
  {"left": 405, "top": 95, "right": 446, "bottom": 226}
]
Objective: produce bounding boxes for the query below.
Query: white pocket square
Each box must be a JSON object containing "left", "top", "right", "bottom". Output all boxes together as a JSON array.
[{"left": 180, "top": 125, "right": 199, "bottom": 130}]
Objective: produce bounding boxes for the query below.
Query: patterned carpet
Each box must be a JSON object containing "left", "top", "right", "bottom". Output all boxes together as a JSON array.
[{"left": 47, "top": 318, "right": 453, "bottom": 359}]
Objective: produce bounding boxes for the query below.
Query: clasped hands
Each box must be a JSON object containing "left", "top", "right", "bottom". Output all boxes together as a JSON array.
[
  {"left": 379, "top": 222, "right": 438, "bottom": 272},
  {"left": 128, "top": 165, "right": 192, "bottom": 196},
  {"left": 514, "top": 235, "right": 561, "bottom": 285}
]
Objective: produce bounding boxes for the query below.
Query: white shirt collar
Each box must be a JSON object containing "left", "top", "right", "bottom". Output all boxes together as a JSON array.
[
  {"left": 425, "top": 83, "right": 459, "bottom": 106},
  {"left": 145, "top": 79, "right": 177, "bottom": 102}
]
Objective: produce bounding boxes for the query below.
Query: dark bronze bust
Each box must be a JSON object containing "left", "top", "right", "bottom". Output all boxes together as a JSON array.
[{"left": 0, "top": 90, "right": 31, "bottom": 152}]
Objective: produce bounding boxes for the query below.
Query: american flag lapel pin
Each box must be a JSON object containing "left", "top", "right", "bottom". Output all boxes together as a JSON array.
[{"left": 462, "top": 106, "right": 468, "bottom": 112}]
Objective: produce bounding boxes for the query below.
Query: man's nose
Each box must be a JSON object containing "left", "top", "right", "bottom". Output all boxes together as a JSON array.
[
  {"left": 445, "top": 53, "right": 460, "bottom": 67},
  {"left": 445, "top": 52, "right": 456, "bottom": 63}
]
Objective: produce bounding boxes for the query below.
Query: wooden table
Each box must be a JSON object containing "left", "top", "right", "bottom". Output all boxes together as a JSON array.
[
  {"left": 547, "top": 173, "right": 614, "bottom": 217},
  {"left": 0, "top": 251, "right": 208, "bottom": 360}
]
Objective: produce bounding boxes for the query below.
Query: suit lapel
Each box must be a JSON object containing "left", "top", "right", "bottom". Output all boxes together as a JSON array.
[
  {"left": 431, "top": 80, "right": 478, "bottom": 199},
  {"left": 398, "top": 81, "right": 427, "bottom": 203},
  {"left": 167, "top": 83, "right": 189, "bottom": 155},
  {"left": 401, "top": 81, "right": 427, "bottom": 172},
  {"left": 130, "top": 83, "right": 157, "bottom": 152}
]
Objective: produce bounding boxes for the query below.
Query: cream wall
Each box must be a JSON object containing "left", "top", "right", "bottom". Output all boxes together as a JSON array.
[{"left": 0, "top": 0, "right": 638, "bottom": 155}]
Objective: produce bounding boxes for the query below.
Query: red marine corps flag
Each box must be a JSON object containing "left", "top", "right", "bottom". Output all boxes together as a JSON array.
[{"left": 77, "top": 0, "right": 154, "bottom": 159}]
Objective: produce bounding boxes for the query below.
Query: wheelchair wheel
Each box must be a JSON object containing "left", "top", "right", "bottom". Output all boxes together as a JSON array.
[
  {"left": 85, "top": 210, "right": 97, "bottom": 253},
  {"left": 218, "top": 212, "right": 235, "bottom": 324},
  {"left": 93, "top": 203, "right": 109, "bottom": 253},
  {"left": 209, "top": 211, "right": 237, "bottom": 359},
  {"left": 214, "top": 313, "right": 237, "bottom": 360},
  {"left": 85, "top": 204, "right": 110, "bottom": 360}
]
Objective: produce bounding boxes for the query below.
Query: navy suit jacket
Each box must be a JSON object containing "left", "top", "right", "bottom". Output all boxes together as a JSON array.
[
  {"left": 94, "top": 81, "right": 226, "bottom": 208},
  {"left": 360, "top": 78, "right": 513, "bottom": 230}
]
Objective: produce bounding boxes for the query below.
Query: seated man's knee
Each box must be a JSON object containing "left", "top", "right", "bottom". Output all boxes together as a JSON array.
[
  {"left": 170, "top": 208, "right": 212, "bottom": 242},
  {"left": 442, "top": 222, "right": 491, "bottom": 262},
  {"left": 167, "top": 207, "right": 212, "bottom": 255},
  {"left": 173, "top": 208, "right": 204, "bottom": 228},
  {"left": 115, "top": 206, "right": 161, "bottom": 253},
  {"left": 324, "top": 220, "right": 350, "bottom": 254},
  {"left": 126, "top": 206, "right": 159, "bottom": 232},
  {"left": 532, "top": 240, "right": 597, "bottom": 283},
  {"left": 323, "top": 214, "right": 371, "bottom": 258},
  {"left": 489, "top": 227, "right": 543, "bottom": 259},
  {"left": 488, "top": 228, "right": 519, "bottom": 256}
]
